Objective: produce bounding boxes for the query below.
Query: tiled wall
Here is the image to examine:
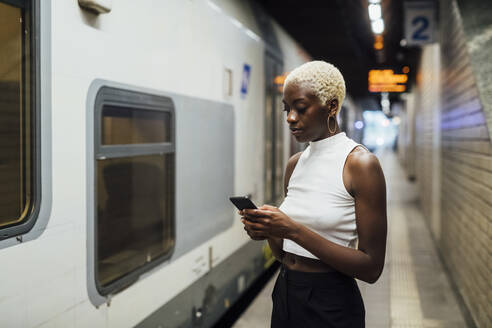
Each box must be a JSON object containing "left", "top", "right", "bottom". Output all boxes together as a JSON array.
[
  {"left": 457, "top": 0, "right": 492, "bottom": 132},
  {"left": 414, "top": 44, "right": 441, "bottom": 240},
  {"left": 411, "top": 1, "right": 492, "bottom": 326}
]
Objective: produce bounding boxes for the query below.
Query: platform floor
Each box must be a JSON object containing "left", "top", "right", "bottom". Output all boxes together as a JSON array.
[{"left": 232, "top": 150, "right": 468, "bottom": 328}]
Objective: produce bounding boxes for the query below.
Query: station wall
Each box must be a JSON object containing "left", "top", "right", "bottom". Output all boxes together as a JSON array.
[
  {"left": 414, "top": 44, "right": 441, "bottom": 240},
  {"left": 457, "top": 0, "right": 492, "bottom": 134},
  {"left": 405, "top": 1, "right": 492, "bottom": 326}
]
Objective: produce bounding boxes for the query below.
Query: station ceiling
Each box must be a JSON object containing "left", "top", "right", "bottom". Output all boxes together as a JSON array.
[{"left": 254, "top": 0, "right": 422, "bottom": 103}]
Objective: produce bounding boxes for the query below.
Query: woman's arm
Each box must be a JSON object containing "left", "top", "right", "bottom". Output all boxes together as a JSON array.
[{"left": 243, "top": 151, "right": 387, "bottom": 283}]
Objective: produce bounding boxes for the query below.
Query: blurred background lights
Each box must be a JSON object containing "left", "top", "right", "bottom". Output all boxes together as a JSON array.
[
  {"left": 374, "top": 35, "right": 384, "bottom": 50},
  {"left": 368, "top": 4, "right": 382, "bottom": 20},
  {"left": 374, "top": 41, "right": 384, "bottom": 50},
  {"left": 355, "top": 120, "right": 364, "bottom": 130},
  {"left": 371, "top": 18, "right": 385, "bottom": 34},
  {"left": 362, "top": 110, "right": 399, "bottom": 151},
  {"left": 381, "top": 92, "right": 391, "bottom": 115}
]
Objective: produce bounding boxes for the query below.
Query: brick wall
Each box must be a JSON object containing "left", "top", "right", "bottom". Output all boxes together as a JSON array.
[{"left": 411, "top": 1, "right": 492, "bottom": 326}]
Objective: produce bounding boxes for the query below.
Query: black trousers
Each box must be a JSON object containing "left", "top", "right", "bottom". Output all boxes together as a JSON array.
[{"left": 271, "top": 265, "right": 365, "bottom": 328}]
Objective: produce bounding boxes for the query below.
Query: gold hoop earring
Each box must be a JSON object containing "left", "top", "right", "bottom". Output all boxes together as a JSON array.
[{"left": 328, "top": 115, "right": 337, "bottom": 134}]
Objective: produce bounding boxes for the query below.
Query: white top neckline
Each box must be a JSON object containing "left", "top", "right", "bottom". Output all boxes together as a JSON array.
[{"left": 309, "top": 132, "right": 347, "bottom": 153}]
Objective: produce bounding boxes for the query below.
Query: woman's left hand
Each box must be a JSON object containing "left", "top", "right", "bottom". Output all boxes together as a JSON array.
[{"left": 240, "top": 204, "right": 299, "bottom": 240}]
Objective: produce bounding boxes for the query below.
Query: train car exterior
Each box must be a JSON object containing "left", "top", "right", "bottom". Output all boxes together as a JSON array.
[{"left": 0, "top": 0, "right": 311, "bottom": 327}]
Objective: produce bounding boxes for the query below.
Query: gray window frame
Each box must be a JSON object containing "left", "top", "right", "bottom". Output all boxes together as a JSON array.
[
  {"left": 0, "top": 0, "right": 52, "bottom": 243},
  {"left": 92, "top": 85, "right": 176, "bottom": 297}
]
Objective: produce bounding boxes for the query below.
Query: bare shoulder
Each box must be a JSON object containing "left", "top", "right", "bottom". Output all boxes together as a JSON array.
[{"left": 347, "top": 146, "right": 384, "bottom": 182}]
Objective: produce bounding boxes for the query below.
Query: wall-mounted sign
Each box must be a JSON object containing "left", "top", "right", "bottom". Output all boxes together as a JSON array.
[
  {"left": 274, "top": 72, "right": 289, "bottom": 93},
  {"left": 404, "top": 1, "right": 436, "bottom": 46},
  {"left": 369, "top": 84, "right": 406, "bottom": 93},
  {"left": 368, "top": 69, "right": 408, "bottom": 93}
]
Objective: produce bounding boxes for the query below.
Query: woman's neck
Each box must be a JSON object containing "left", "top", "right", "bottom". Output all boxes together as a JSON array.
[{"left": 312, "top": 125, "right": 341, "bottom": 141}]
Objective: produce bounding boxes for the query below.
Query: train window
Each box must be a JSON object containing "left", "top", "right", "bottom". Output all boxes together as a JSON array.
[
  {"left": 0, "top": 0, "right": 37, "bottom": 235},
  {"left": 102, "top": 106, "right": 171, "bottom": 145},
  {"left": 94, "top": 87, "right": 175, "bottom": 294}
]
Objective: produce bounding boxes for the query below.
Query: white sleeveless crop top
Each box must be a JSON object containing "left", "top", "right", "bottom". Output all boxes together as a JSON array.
[{"left": 279, "top": 132, "right": 360, "bottom": 259}]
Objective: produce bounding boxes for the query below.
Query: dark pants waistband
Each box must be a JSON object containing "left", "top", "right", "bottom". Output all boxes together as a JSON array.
[{"left": 280, "top": 265, "right": 355, "bottom": 286}]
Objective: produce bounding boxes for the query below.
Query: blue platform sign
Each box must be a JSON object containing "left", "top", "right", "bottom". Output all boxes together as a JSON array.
[{"left": 241, "top": 64, "right": 251, "bottom": 96}]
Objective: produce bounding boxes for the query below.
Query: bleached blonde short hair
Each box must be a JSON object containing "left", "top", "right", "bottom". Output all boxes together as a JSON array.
[{"left": 284, "top": 61, "right": 346, "bottom": 114}]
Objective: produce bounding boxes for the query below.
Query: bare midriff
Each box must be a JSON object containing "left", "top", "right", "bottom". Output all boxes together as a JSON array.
[{"left": 282, "top": 252, "right": 336, "bottom": 272}]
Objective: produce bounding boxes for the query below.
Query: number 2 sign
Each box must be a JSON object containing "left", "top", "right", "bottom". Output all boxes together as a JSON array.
[{"left": 404, "top": 2, "right": 436, "bottom": 46}]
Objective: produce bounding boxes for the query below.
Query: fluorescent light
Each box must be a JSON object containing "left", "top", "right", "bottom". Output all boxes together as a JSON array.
[
  {"left": 371, "top": 19, "right": 385, "bottom": 34},
  {"left": 207, "top": 0, "right": 222, "bottom": 13},
  {"left": 245, "top": 29, "right": 261, "bottom": 42},
  {"left": 369, "top": 0, "right": 381, "bottom": 3},
  {"left": 368, "top": 4, "right": 381, "bottom": 20},
  {"left": 229, "top": 17, "right": 243, "bottom": 29}
]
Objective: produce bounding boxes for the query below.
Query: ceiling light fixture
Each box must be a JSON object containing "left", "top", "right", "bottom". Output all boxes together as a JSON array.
[
  {"left": 371, "top": 19, "right": 385, "bottom": 34},
  {"left": 368, "top": 4, "right": 382, "bottom": 20}
]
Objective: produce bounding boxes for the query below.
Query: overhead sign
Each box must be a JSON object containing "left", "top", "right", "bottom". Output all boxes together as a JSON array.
[
  {"left": 240, "top": 64, "right": 251, "bottom": 96},
  {"left": 369, "top": 84, "right": 406, "bottom": 93},
  {"left": 404, "top": 1, "right": 436, "bottom": 46},
  {"left": 368, "top": 69, "right": 408, "bottom": 93},
  {"left": 274, "top": 72, "right": 289, "bottom": 93}
]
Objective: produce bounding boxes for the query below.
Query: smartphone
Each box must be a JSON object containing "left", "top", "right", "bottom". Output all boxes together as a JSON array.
[{"left": 229, "top": 196, "right": 258, "bottom": 210}]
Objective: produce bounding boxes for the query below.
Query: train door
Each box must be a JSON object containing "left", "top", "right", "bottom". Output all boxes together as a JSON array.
[{"left": 264, "top": 54, "right": 284, "bottom": 205}]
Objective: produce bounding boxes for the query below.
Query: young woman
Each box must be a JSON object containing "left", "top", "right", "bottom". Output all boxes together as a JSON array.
[{"left": 240, "top": 61, "right": 387, "bottom": 327}]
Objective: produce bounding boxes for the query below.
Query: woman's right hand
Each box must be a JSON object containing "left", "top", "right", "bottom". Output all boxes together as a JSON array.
[
  {"left": 240, "top": 205, "right": 300, "bottom": 240},
  {"left": 239, "top": 212, "right": 268, "bottom": 240},
  {"left": 239, "top": 210, "right": 268, "bottom": 240}
]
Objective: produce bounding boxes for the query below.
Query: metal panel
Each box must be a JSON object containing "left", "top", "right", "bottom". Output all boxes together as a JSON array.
[
  {"left": 136, "top": 240, "right": 274, "bottom": 328},
  {"left": 171, "top": 95, "right": 235, "bottom": 258}
]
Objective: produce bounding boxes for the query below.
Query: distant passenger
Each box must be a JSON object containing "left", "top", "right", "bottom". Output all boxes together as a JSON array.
[{"left": 240, "top": 61, "right": 387, "bottom": 327}]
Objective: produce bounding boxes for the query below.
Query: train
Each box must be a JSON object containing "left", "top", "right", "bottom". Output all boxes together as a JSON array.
[{"left": 0, "top": 0, "right": 360, "bottom": 327}]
